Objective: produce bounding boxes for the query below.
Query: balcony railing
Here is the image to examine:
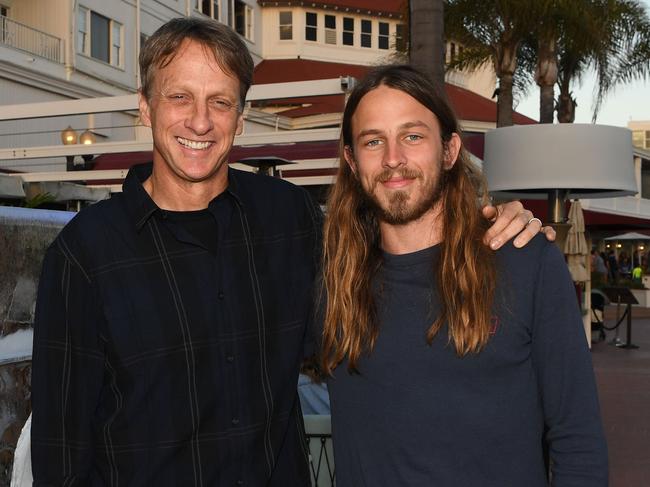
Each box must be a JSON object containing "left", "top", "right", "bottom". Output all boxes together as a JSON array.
[{"left": 0, "top": 15, "right": 63, "bottom": 64}]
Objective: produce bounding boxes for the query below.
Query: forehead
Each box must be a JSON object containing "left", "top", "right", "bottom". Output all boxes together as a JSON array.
[
  {"left": 351, "top": 85, "right": 439, "bottom": 134},
  {"left": 153, "top": 39, "right": 233, "bottom": 86}
]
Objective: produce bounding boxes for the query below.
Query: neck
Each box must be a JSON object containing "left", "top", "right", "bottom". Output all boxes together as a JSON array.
[
  {"left": 143, "top": 166, "right": 228, "bottom": 211},
  {"left": 379, "top": 203, "right": 444, "bottom": 255}
]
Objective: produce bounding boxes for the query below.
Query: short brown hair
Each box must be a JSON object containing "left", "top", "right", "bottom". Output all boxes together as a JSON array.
[{"left": 139, "top": 17, "right": 254, "bottom": 109}]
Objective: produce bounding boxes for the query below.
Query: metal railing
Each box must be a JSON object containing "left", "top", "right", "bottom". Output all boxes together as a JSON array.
[
  {"left": 304, "top": 415, "right": 335, "bottom": 486},
  {"left": 0, "top": 15, "right": 63, "bottom": 63}
]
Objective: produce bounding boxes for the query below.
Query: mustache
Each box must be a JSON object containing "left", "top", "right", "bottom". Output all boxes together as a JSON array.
[{"left": 374, "top": 167, "right": 423, "bottom": 184}]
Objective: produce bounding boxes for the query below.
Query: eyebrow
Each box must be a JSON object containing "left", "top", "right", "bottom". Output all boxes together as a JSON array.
[{"left": 356, "top": 120, "right": 430, "bottom": 139}]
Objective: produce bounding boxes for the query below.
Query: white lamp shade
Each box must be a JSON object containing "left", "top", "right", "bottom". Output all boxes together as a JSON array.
[{"left": 483, "top": 124, "right": 637, "bottom": 199}]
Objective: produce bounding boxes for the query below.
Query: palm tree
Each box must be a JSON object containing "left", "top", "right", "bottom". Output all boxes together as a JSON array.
[
  {"left": 567, "top": 0, "right": 650, "bottom": 123},
  {"left": 526, "top": 0, "right": 650, "bottom": 123},
  {"left": 409, "top": 0, "right": 446, "bottom": 89},
  {"left": 517, "top": 0, "right": 582, "bottom": 124},
  {"left": 445, "top": 0, "right": 535, "bottom": 127}
]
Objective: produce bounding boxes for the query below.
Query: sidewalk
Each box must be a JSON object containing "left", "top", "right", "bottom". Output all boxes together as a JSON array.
[{"left": 591, "top": 305, "right": 650, "bottom": 486}]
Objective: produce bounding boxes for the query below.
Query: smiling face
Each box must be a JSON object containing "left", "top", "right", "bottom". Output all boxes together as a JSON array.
[
  {"left": 344, "top": 85, "right": 460, "bottom": 226},
  {"left": 139, "top": 39, "right": 243, "bottom": 199}
]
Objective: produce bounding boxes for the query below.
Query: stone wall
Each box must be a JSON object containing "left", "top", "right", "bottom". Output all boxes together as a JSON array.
[{"left": 0, "top": 207, "right": 73, "bottom": 485}]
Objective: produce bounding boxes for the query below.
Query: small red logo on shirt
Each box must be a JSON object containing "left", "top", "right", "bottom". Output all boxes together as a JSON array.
[{"left": 489, "top": 316, "right": 499, "bottom": 335}]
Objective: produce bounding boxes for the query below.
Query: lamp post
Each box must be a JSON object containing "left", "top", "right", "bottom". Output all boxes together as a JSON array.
[
  {"left": 79, "top": 130, "right": 97, "bottom": 165},
  {"left": 60, "top": 127, "right": 96, "bottom": 170},
  {"left": 61, "top": 126, "right": 78, "bottom": 170}
]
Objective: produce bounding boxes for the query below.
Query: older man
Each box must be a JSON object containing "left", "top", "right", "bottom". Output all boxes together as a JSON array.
[{"left": 31, "top": 18, "right": 549, "bottom": 486}]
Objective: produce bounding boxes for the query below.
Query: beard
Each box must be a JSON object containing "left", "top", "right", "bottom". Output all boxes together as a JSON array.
[{"left": 361, "top": 163, "right": 445, "bottom": 225}]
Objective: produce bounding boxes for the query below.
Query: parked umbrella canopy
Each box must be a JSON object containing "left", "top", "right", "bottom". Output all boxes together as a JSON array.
[
  {"left": 564, "top": 200, "right": 589, "bottom": 282},
  {"left": 604, "top": 232, "right": 650, "bottom": 241}
]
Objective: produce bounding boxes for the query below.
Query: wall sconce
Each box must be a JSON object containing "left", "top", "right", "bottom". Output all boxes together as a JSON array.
[
  {"left": 61, "top": 126, "right": 77, "bottom": 145},
  {"left": 640, "top": 245, "right": 645, "bottom": 251},
  {"left": 61, "top": 127, "right": 97, "bottom": 170},
  {"left": 617, "top": 243, "right": 622, "bottom": 248},
  {"left": 606, "top": 244, "right": 611, "bottom": 249},
  {"left": 79, "top": 130, "right": 96, "bottom": 145}
]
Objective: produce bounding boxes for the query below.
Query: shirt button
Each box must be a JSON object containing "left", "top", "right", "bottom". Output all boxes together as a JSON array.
[
  {"left": 218, "top": 291, "right": 225, "bottom": 299},
  {"left": 226, "top": 355, "right": 234, "bottom": 363},
  {"left": 231, "top": 418, "right": 240, "bottom": 426}
]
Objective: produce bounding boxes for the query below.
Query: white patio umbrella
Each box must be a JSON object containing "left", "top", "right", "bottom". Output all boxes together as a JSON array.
[
  {"left": 564, "top": 200, "right": 589, "bottom": 282},
  {"left": 604, "top": 232, "right": 650, "bottom": 241}
]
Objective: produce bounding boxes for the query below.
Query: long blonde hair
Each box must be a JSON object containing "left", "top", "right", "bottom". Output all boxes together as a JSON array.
[{"left": 321, "top": 65, "right": 496, "bottom": 374}]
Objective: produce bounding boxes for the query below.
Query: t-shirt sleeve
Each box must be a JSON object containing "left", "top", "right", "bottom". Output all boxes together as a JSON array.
[{"left": 532, "top": 243, "right": 609, "bottom": 486}]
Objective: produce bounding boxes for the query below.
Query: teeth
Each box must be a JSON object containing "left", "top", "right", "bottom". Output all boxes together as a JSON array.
[{"left": 177, "top": 137, "right": 211, "bottom": 150}]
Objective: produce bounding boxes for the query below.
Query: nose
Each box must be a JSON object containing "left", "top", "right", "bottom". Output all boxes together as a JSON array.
[
  {"left": 382, "top": 140, "right": 406, "bottom": 169},
  {"left": 185, "top": 101, "right": 213, "bottom": 135}
]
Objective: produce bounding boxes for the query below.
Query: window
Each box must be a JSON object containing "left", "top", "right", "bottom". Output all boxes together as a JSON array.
[
  {"left": 342, "top": 17, "right": 354, "bottom": 46},
  {"left": 378, "top": 22, "right": 389, "bottom": 50},
  {"left": 361, "top": 19, "right": 371, "bottom": 48},
  {"left": 90, "top": 12, "right": 110, "bottom": 63},
  {"left": 1, "top": 5, "right": 8, "bottom": 43},
  {"left": 636, "top": 130, "right": 650, "bottom": 149},
  {"left": 305, "top": 12, "right": 317, "bottom": 41},
  {"left": 324, "top": 15, "right": 336, "bottom": 45},
  {"left": 395, "top": 23, "right": 406, "bottom": 51},
  {"left": 77, "top": 7, "right": 123, "bottom": 67},
  {"left": 234, "top": 1, "right": 253, "bottom": 41},
  {"left": 77, "top": 7, "right": 88, "bottom": 53},
  {"left": 112, "top": 21, "right": 122, "bottom": 65},
  {"left": 279, "top": 11, "right": 292, "bottom": 40},
  {"left": 197, "top": 0, "right": 219, "bottom": 20}
]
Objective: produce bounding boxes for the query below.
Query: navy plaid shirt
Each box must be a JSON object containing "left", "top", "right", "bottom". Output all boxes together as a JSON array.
[{"left": 31, "top": 163, "right": 322, "bottom": 486}]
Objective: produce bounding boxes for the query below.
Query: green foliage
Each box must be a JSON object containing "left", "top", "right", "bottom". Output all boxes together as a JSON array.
[
  {"left": 23, "top": 192, "right": 56, "bottom": 208},
  {"left": 444, "top": 0, "right": 650, "bottom": 123},
  {"left": 0, "top": 193, "right": 56, "bottom": 209}
]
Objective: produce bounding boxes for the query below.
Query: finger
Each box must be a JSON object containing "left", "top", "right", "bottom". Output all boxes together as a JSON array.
[
  {"left": 481, "top": 205, "right": 498, "bottom": 222},
  {"left": 488, "top": 212, "right": 536, "bottom": 249},
  {"left": 512, "top": 216, "right": 544, "bottom": 248},
  {"left": 484, "top": 204, "right": 528, "bottom": 248},
  {"left": 540, "top": 225, "right": 557, "bottom": 242}
]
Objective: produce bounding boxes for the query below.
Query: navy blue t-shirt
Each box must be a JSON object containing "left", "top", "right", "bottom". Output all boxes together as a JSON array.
[{"left": 327, "top": 236, "right": 608, "bottom": 486}]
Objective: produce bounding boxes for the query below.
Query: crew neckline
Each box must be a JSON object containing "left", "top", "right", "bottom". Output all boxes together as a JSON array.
[{"left": 382, "top": 244, "right": 440, "bottom": 268}]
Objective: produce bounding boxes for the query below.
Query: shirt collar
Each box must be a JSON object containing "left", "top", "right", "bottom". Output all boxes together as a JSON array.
[{"left": 122, "top": 162, "right": 244, "bottom": 232}]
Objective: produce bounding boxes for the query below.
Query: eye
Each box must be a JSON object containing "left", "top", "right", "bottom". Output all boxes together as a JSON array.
[
  {"left": 404, "top": 134, "right": 423, "bottom": 142},
  {"left": 364, "top": 139, "right": 382, "bottom": 148},
  {"left": 167, "top": 94, "right": 189, "bottom": 104},
  {"left": 211, "top": 98, "right": 235, "bottom": 112}
]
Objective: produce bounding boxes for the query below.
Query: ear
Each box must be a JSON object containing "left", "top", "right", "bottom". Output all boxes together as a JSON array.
[
  {"left": 344, "top": 145, "right": 357, "bottom": 175},
  {"left": 235, "top": 112, "right": 244, "bottom": 136},
  {"left": 138, "top": 91, "right": 152, "bottom": 128},
  {"left": 443, "top": 132, "right": 462, "bottom": 170}
]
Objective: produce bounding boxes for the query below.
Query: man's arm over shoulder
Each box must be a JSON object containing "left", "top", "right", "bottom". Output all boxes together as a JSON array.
[
  {"left": 531, "top": 242, "right": 608, "bottom": 486},
  {"left": 31, "top": 235, "right": 106, "bottom": 485}
]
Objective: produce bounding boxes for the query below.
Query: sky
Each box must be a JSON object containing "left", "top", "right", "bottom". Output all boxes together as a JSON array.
[{"left": 514, "top": 0, "right": 650, "bottom": 127}]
